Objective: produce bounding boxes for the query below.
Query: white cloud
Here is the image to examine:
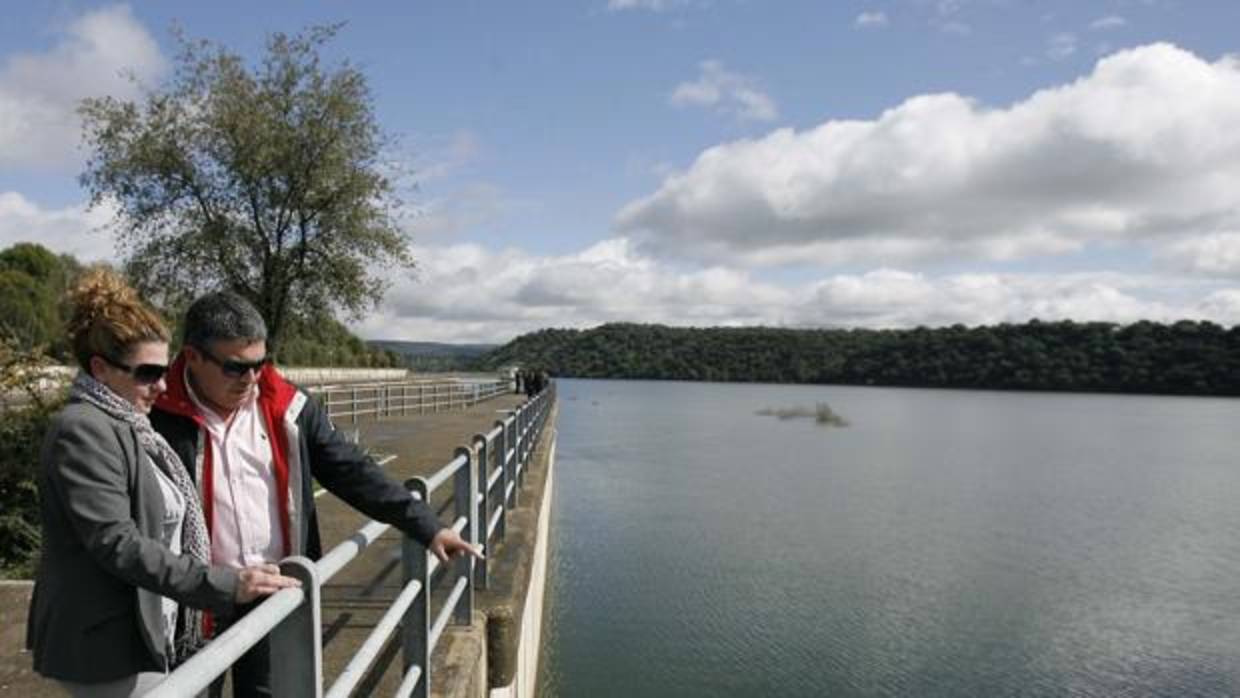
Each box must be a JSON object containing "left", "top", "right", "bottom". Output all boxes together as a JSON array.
[
  {"left": 606, "top": 0, "right": 689, "bottom": 12},
  {"left": 0, "top": 4, "right": 165, "bottom": 171},
  {"left": 1198, "top": 289, "right": 1240, "bottom": 325},
  {"left": 1090, "top": 15, "right": 1127, "bottom": 30},
  {"left": 1157, "top": 232, "right": 1240, "bottom": 277},
  {"left": 1047, "top": 32, "right": 1078, "bottom": 60},
  {"left": 351, "top": 237, "right": 1240, "bottom": 342},
  {"left": 806, "top": 270, "right": 1186, "bottom": 328},
  {"left": 407, "top": 129, "right": 483, "bottom": 183},
  {"left": 619, "top": 44, "right": 1240, "bottom": 270},
  {"left": 670, "top": 60, "right": 778, "bottom": 123},
  {"left": 855, "top": 12, "right": 889, "bottom": 28},
  {"left": 353, "top": 237, "right": 793, "bottom": 342},
  {"left": 936, "top": 20, "right": 972, "bottom": 35},
  {"left": 400, "top": 183, "right": 512, "bottom": 240},
  {"left": 0, "top": 192, "right": 117, "bottom": 261},
  {"left": 935, "top": 0, "right": 965, "bottom": 16}
]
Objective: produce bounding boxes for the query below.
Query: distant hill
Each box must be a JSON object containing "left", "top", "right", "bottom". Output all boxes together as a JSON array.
[
  {"left": 368, "top": 340, "right": 499, "bottom": 371},
  {"left": 369, "top": 340, "right": 497, "bottom": 358},
  {"left": 476, "top": 320, "right": 1240, "bottom": 396}
]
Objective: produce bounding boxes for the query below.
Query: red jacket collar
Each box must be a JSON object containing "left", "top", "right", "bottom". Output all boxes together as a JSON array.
[{"left": 155, "top": 352, "right": 299, "bottom": 420}]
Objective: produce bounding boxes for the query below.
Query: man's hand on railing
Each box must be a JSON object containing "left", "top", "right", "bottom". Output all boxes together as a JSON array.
[
  {"left": 235, "top": 563, "right": 303, "bottom": 604},
  {"left": 429, "top": 528, "right": 486, "bottom": 563}
]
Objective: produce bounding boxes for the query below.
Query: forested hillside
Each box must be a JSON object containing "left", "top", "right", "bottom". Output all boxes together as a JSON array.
[{"left": 479, "top": 320, "right": 1240, "bottom": 396}]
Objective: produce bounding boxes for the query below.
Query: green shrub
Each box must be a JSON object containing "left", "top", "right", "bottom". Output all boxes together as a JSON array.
[{"left": 0, "top": 341, "right": 64, "bottom": 578}]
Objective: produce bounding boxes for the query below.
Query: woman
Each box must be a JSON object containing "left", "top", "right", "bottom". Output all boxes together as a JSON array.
[{"left": 25, "top": 269, "right": 298, "bottom": 697}]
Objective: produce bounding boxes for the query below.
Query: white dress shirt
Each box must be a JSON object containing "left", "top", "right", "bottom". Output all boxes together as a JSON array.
[{"left": 186, "top": 378, "right": 283, "bottom": 569}]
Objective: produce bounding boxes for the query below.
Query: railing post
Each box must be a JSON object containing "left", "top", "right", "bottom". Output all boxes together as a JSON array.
[
  {"left": 495, "top": 419, "right": 509, "bottom": 540},
  {"left": 350, "top": 387, "right": 358, "bottom": 424},
  {"left": 402, "top": 384, "right": 409, "bottom": 416},
  {"left": 452, "top": 446, "right": 474, "bottom": 625},
  {"left": 402, "top": 477, "right": 431, "bottom": 698},
  {"left": 473, "top": 434, "right": 489, "bottom": 589},
  {"left": 518, "top": 401, "right": 528, "bottom": 485},
  {"left": 269, "top": 556, "right": 322, "bottom": 698},
  {"left": 511, "top": 408, "right": 523, "bottom": 509},
  {"left": 527, "top": 395, "right": 538, "bottom": 483}
]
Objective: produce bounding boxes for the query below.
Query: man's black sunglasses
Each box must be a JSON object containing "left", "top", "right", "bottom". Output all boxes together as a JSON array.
[
  {"left": 100, "top": 355, "right": 169, "bottom": 385},
  {"left": 197, "top": 347, "right": 270, "bottom": 378}
]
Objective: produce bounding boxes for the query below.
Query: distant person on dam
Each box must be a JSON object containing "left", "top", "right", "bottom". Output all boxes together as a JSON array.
[
  {"left": 526, "top": 369, "right": 549, "bottom": 397},
  {"left": 149, "top": 291, "right": 483, "bottom": 698},
  {"left": 26, "top": 269, "right": 300, "bottom": 698}
]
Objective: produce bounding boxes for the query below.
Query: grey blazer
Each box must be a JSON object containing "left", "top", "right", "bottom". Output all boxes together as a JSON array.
[{"left": 25, "top": 399, "right": 239, "bottom": 683}]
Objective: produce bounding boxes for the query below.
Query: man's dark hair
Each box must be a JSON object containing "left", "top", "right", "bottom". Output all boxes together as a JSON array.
[{"left": 183, "top": 291, "right": 268, "bottom": 349}]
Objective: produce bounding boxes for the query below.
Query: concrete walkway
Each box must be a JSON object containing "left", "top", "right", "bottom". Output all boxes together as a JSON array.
[{"left": 0, "top": 391, "right": 529, "bottom": 697}]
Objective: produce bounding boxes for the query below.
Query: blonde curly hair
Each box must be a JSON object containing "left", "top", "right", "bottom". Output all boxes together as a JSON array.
[{"left": 68, "top": 267, "right": 169, "bottom": 371}]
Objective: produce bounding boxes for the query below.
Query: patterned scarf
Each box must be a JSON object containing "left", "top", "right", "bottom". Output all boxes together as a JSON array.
[{"left": 70, "top": 372, "right": 212, "bottom": 663}]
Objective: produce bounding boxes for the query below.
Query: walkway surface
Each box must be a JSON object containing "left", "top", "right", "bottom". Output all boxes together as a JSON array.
[{"left": 0, "top": 391, "right": 528, "bottom": 697}]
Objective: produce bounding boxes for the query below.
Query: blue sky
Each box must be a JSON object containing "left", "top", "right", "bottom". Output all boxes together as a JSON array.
[{"left": 3, "top": 1, "right": 1240, "bottom": 342}]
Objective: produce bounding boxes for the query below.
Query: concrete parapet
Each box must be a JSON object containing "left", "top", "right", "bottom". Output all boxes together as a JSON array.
[{"left": 431, "top": 611, "right": 489, "bottom": 698}]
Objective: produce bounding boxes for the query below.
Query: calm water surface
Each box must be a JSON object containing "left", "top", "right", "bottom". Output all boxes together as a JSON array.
[{"left": 537, "top": 379, "right": 1240, "bottom": 697}]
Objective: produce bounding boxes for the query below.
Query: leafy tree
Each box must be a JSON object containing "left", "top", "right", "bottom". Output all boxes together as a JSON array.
[
  {"left": 0, "top": 271, "right": 57, "bottom": 350},
  {"left": 0, "top": 243, "right": 62, "bottom": 281},
  {"left": 0, "top": 243, "right": 83, "bottom": 357},
  {"left": 78, "top": 24, "right": 412, "bottom": 352}
]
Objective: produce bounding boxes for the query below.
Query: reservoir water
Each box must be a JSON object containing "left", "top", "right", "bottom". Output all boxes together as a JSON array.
[{"left": 537, "top": 378, "right": 1240, "bottom": 697}]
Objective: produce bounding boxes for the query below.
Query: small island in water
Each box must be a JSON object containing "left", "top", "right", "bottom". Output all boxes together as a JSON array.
[{"left": 756, "top": 402, "right": 849, "bottom": 427}]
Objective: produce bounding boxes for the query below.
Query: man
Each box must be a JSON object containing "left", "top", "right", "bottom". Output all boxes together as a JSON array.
[{"left": 151, "top": 292, "right": 480, "bottom": 697}]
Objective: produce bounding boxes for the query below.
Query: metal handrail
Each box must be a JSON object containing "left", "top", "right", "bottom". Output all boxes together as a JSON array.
[
  {"left": 143, "top": 381, "right": 556, "bottom": 698},
  {"left": 309, "top": 377, "right": 511, "bottom": 423},
  {"left": 141, "top": 585, "right": 306, "bottom": 697},
  {"left": 470, "top": 382, "right": 555, "bottom": 589}
]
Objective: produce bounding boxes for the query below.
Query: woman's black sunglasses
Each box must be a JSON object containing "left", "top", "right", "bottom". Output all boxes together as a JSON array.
[
  {"left": 100, "top": 355, "right": 169, "bottom": 385},
  {"left": 198, "top": 347, "right": 270, "bottom": 378}
]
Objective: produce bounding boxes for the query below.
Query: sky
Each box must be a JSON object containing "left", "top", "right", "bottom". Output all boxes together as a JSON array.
[{"left": 3, "top": 1, "right": 1240, "bottom": 344}]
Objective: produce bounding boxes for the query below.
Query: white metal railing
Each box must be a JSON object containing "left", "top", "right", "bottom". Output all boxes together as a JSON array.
[
  {"left": 308, "top": 378, "right": 511, "bottom": 423},
  {"left": 470, "top": 383, "right": 555, "bottom": 590},
  {"left": 141, "top": 382, "right": 556, "bottom": 698}
]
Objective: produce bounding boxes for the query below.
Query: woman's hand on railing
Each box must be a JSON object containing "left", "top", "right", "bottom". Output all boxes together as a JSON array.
[
  {"left": 428, "top": 528, "right": 485, "bottom": 563},
  {"left": 235, "top": 563, "right": 303, "bottom": 604}
]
